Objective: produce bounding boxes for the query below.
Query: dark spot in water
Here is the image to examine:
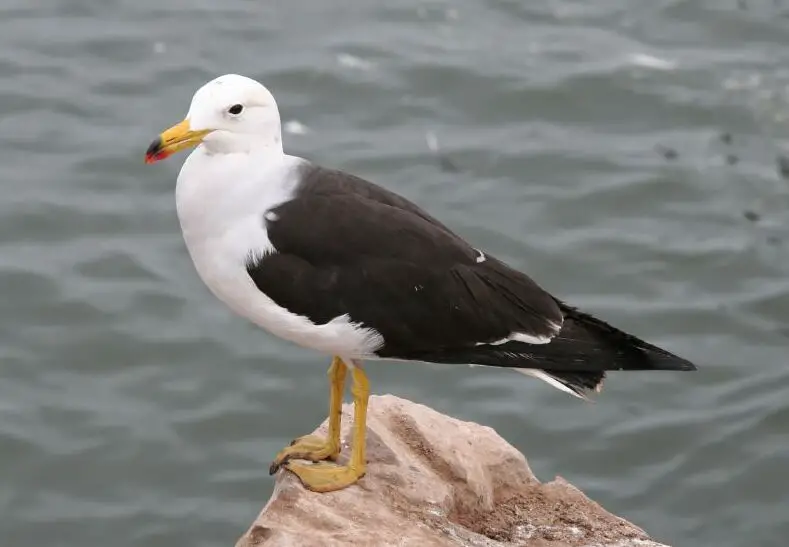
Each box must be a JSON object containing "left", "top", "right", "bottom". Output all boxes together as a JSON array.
[
  {"left": 438, "top": 155, "right": 459, "bottom": 172},
  {"left": 656, "top": 145, "right": 678, "bottom": 160},
  {"left": 767, "top": 234, "right": 782, "bottom": 245},
  {"left": 743, "top": 210, "right": 760, "bottom": 222},
  {"left": 719, "top": 132, "right": 733, "bottom": 145},
  {"left": 726, "top": 153, "right": 739, "bottom": 165},
  {"left": 737, "top": 0, "right": 746, "bottom": 9},
  {"left": 777, "top": 155, "right": 789, "bottom": 180}
]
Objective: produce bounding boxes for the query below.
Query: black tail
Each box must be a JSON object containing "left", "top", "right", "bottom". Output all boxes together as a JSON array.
[
  {"left": 402, "top": 300, "right": 696, "bottom": 397},
  {"left": 536, "top": 301, "right": 698, "bottom": 372},
  {"left": 406, "top": 301, "right": 696, "bottom": 372}
]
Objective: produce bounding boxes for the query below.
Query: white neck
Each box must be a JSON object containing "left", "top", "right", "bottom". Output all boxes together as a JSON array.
[
  {"left": 175, "top": 146, "right": 302, "bottom": 244},
  {"left": 200, "top": 129, "right": 283, "bottom": 156}
]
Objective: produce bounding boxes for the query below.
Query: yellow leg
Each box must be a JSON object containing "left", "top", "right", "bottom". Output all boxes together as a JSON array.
[
  {"left": 284, "top": 362, "right": 369, "bottom": 492},
  {"left": 269, "top": 356, "right": 347, "bottom": 475}
]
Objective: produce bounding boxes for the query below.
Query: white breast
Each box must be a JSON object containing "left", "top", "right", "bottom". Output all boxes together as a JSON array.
[{"left": 174, "top": 148, "right": 384, "bottom": 358}]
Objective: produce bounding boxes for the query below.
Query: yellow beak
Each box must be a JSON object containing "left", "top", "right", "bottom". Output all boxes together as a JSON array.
[{"left": 145, "top": 119, "right": 211, "bottom": 164}]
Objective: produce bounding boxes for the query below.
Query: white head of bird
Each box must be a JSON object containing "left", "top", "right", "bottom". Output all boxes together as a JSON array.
[{"left": 145, "top": 74, "right": 282, "bottom": 163}]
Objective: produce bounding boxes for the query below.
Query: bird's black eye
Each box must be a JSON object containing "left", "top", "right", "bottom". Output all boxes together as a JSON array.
[{"left": 228, "top": 104, "right": 243, "bottom": 115}]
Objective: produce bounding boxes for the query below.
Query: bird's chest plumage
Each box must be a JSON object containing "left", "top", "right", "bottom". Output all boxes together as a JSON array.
[
  {"left": 175, "top": 150, "right": 298, "bottom": 320},
  {"left": 172, "top": 152, "right": 387, "bottom": 357}
]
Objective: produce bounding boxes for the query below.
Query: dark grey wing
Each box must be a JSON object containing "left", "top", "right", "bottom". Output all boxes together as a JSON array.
[
  {"left": 246, "top": 166, "right": 564, "bottom": 357},
  {"left": 295, "top": 164, "right": 459, "bottom": 235}
]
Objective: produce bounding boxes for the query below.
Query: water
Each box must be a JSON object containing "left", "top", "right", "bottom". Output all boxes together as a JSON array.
[{"left": 1, "top": 1, "right": 788, "bottom": 545}]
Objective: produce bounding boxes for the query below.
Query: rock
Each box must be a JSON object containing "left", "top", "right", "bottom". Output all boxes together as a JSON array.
[{"left": 237, "top": 395, "right": 669, "bottom": 547}]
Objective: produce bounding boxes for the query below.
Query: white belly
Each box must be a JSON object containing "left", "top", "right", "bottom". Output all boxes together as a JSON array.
[
  {"left": 175, "top": 150, "right": 383, "bottom": 359},
  {"left": 186, "top": 232, "right": 383, "bottom": 358}
]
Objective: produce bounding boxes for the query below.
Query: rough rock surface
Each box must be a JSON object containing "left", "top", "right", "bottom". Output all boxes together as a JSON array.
[{"left": 237, "top": 395, "right": 669, "bottom": 547}]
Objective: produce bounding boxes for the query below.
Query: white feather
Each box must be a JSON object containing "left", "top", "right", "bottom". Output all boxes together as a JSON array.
[
  {"left": 478, "top": 319, "right": 562, "bottom": 346},
  {"left": 514, "top": 369, "right": 587, "bottom": 399}
]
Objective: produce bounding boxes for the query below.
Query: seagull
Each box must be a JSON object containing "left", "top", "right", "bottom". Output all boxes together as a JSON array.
[{"left": 144, "top": 74, "right": 697, "bottom": 493}]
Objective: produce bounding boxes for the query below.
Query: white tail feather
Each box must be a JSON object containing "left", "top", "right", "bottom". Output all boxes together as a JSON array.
[{"left": 514, "top": 369, "right": 599, "bottom": 401}]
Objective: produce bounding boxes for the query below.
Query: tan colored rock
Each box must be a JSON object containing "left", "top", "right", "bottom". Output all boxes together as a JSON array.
[{"left": 237, "top": 395, "right": 669, "bottom": 547}]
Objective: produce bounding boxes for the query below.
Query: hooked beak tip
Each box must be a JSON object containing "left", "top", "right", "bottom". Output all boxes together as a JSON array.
[{"left": 144, "top": 137, "right": 165, "bottom": 164}]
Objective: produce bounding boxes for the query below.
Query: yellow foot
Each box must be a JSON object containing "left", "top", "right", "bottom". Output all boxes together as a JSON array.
[
  {"left": 268, "top": 434, "right": 340, "bottom": 475},
  {"left": 284, "top": 460, "right": 365, "bottom": 493}
]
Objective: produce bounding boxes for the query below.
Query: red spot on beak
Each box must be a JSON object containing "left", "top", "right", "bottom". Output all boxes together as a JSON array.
[
  {"left": 144, "top": 137, "right": 169, "bottom": 164},
  {"left": 144, "top": 150, "right": 171, "bottom": 164}
]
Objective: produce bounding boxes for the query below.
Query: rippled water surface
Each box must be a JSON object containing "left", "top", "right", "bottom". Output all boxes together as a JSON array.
[{"left": 1, "top": 1, "right": 788, "bottom": 546}]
